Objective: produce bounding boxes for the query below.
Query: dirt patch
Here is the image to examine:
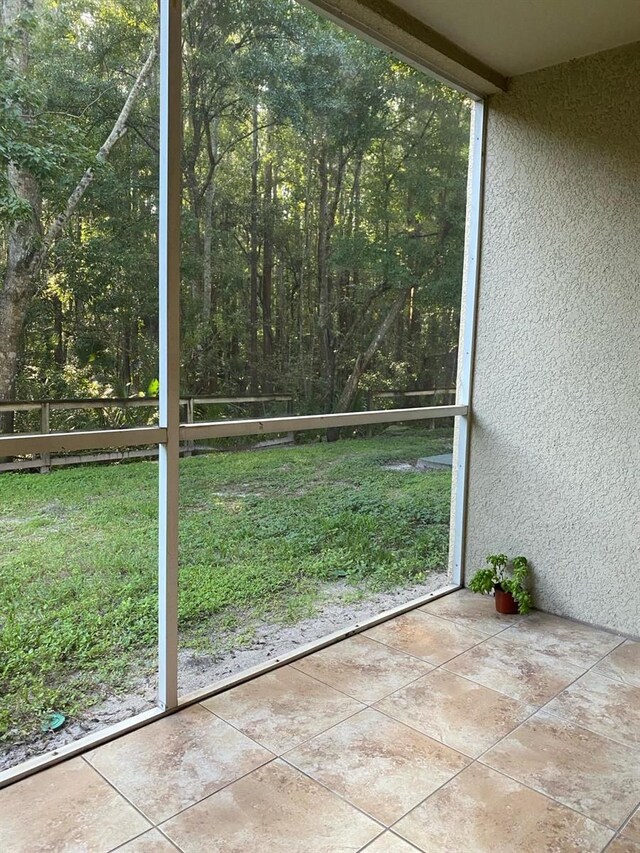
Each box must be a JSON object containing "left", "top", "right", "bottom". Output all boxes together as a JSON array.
[{"left": 0, "top": 572, "right": 449, "bottom": 772}]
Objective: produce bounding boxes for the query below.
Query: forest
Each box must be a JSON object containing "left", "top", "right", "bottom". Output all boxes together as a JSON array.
[{"left": 1, "top": 0, "right": 471, "bottom": 428}]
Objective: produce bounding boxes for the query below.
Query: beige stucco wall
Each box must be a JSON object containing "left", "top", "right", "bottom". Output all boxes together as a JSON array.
[{"left": 465, "top": 43, "right": 640, "bottom": 635}]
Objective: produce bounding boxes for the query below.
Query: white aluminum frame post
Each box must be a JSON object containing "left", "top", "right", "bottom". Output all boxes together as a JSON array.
[
  {"left": 158, "top": 0, "right": 182, "bottom": 711},
  {"left": 450, "top": 98, "right": 486, "bottom": 585}
]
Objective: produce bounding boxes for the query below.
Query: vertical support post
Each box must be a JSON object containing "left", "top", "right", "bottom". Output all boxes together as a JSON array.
[
  {"left": 158, "top": 0, "right": 182, "bottom": 711},
  {"left": 186, "top": 397, "right": 195, "bottom": 456},
  {"left": 451, "top": 99, "right": 486, "bottom": 586},
  {"left": 40, "top": 402, "right": 51, "bottom": 473}
]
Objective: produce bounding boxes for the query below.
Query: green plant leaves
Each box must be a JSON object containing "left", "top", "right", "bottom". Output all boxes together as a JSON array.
[{"left": 468, "top": 554, "right": 532, "bottom": 614}]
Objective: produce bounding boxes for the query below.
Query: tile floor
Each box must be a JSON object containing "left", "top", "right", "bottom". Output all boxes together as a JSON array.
[{"left": 1, "top": 590, "right": 639, "bottom": 852}]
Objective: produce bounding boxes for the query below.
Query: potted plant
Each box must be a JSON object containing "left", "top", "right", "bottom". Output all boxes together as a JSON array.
[{"left": 469, "top": 554, "right": 532, "bottom": 614}]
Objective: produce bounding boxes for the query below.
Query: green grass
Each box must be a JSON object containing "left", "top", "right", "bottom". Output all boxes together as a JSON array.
[{"left": 0, "top": 427, "right": 452, "bottom": 742}]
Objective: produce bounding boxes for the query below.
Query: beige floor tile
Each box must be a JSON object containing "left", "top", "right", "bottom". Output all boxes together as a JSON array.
[
  {"left": 364, "top": 610, "right": 486, "bottom": 665},
  {"left": 360, "top": 832, "right": 420, "bottom": 852},
  {"left": 546, "top": 671, "right": 640, "bottom": 747},
  {"left": 116, "top": 829, "right": 178, "bottom": 851},
  {"left": 285, "top": 707, "right": 469, "bottom": 825},
  {"left": 593, "top": 640, "right": 640, "bottom": 688},
  {"left": 86, "top": 704, "right": 272, "bottom": 824},
  {"left": 0, "top": 757, "right": 149, "bottom": 853},
  {"left": 622, "top": 808, "right": 640, "bottom": 842},
  {"left": 202, "top": 664, "right": 363, "bottom": 754},
  {"left": 420, "top": 589, "right": 523, "bottom": 634},
  {"left": 394, "top": 762, "right": 613, "bottom": 853},
  {"left": 498, "top": 611, "right": 623, "bottom": 668},
  {"left": 444, "top": 634, "right": 585, "bottom": 704},
  {"left": 161, "top": 759, "right": 380, "bottom": 853},
  {"left": 607, "top": 838, "right": 640, "bottom": 853},
  {"left": 291, "top": 635, "right": 432, "bottom": 704},
  {"left": 374, "top": 669, "right": 532, "bottom": 758},
  {"left": 483, "top": 710, "right": 640, "bottom": 828}
]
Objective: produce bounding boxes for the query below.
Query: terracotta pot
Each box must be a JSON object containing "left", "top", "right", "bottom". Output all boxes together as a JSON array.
[{"left": 494, "top": 585, "right": 519, "bottom": 614}]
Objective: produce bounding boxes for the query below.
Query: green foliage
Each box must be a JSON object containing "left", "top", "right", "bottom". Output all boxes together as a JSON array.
[
  {"left": 468, "top": 554, "right": 532, "bottom": 614},
  {"left": 0, "top": 429, "right": 452, "bottom": 743},
  {"left": 4, "top": 0, "right": 469, "bottom": 413}
]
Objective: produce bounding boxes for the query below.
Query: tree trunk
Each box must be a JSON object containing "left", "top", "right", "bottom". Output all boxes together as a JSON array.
[
  {"left": 53, "top": 295, "right": 65, "bottom": 367},
  {"left": 327, "top": 287, "right": 411, "bottom": 441},
  {"left": 248, "top": 105, "right": 260, "bottom": 392},
  {"left": 0, "top": 0, "right": 42, "bottom": 436},
  {"left": 202, "top": 117, "right": 219, "bottom": 323},
  {"left": 317, "top": 145, "right": 334, "bottom": 407},
  {"left": 261, "top": 155, "right": 274, "bottom": 391}
]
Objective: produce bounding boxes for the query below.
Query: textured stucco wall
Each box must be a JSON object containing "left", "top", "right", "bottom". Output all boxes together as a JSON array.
[{"left": 465, "top": 43, "right": 640, "bottom": 635}]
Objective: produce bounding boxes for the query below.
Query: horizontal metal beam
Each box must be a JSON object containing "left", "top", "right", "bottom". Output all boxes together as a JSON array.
[
  {"left": 0, "top": 426, "right": 166, "bottom": 457},
  {"left": 180, "top": 404, "right": 466, "bottom": 441}
]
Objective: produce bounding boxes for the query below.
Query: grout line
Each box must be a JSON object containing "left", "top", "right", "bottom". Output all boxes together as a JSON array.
[
  {"left": 289, "top": 642, "right": 436, "bottom": 702},
  {"left": 198, "top": 690, "right": 368, "bottom": 760},
  {"left": 154, "top": 823, "right": 189, "bottom": 851},
  {"left": 370, "top": 698, "right": 476, "bottom": 761},
  {"left": 175, "top": 616, "right": 639, "bottom": 842},
  {"left": 109, "top": 826, "right": 183, "bottom": 852},
  {"left": 155, "top": 756, "right": 281, "bottom": 828},
  {"left": 540, "top": 704, "right": 640, "bottom": 754},
  {"left": 385, "top": 754, "right": 616, "bottom": 844},
  {"left": 357, "top": 615, "right": 499, "bottom": 669},
  {"left": 393, "top": 605, "right": 498, "bottom": 636},
  {"left": 386, "top": 754, "right": 474, "bottom": 836},
  {"left": 418, "top": 594, "right": 529, "bottom": 634},
  {"left": 277, "top": 753, "right": 390, "bottom": 832},
  {"left": 472, "top": 757, "right": 622, "bottom": 835},
  {"left": 199, "top": 661, "right": 370, "bottom": 709},
  {"left": 468, "top": 652, "right": 638, "bottom": 832},
  {"left": 383, "top": 830, "right": 428, "bottom": 853},
  {"left": 357, "top": 827, "right": 426, "bottom": 853},
  {"left": 81, "top": 722, "right": 277, "bottom": 835},
  {"left": 80, "top": 754, "right": 154, "bottom": 831},
  {"left": 618, "top": 805, "right": 640, "bottom": 839},
  {"left": 366, "top": 628, "right": 637, "bottom": 837},
  {"left": 175, "top": 583, "right": 462, "bottom": 707}
]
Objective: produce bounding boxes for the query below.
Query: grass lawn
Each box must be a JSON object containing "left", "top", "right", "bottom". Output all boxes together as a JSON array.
[{"left": 0, "top": 427, "right": 453, "bottom": 743}]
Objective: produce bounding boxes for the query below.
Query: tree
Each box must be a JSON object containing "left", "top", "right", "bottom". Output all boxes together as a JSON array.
[
  {"left": 1, "top": 0, "right": 471, "bottom": 433},
  {"left": 1, "top": 0, "right": 157, "bottom": 430}
]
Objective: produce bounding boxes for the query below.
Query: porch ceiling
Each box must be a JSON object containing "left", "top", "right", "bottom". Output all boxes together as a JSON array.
[{"left": 312, "top": 0, "right": 640, "bottom": 95}]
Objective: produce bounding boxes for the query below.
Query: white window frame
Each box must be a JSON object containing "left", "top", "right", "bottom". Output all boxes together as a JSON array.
[{"left": 0, "top": 0, "right": 485, "bottom": 786}]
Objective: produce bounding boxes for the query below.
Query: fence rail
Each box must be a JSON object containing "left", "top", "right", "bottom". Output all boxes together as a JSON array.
[
  {"left": 0, "top": 394, "right": 293, "bottom": 413},
  {"left": 0, "top": 394, "right": 293, "bottom": 473},
  {"left": 371, "top": 388, "right": 456, "bottom": 400},
  {"left": 0, "top": 389, "right": 455, "bottom": 473}
]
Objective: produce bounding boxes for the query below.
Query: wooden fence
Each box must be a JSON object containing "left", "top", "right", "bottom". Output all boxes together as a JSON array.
[
  {"left": 0, "top": 388, "right": 455, "bottom": 473},
  {"left": 0, "top": 394, "right": 293, "bottom": 473},
  {"left": 369, "top": 388, "right": 456, "bottom": 403}
]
